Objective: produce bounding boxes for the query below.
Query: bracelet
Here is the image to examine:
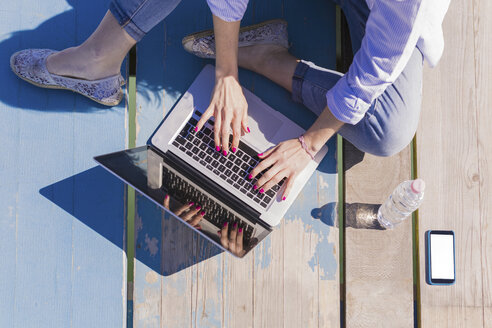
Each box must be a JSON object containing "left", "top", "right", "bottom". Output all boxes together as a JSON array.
[{"left": 298, "top": 135, "right": 316, "bottom": 160}]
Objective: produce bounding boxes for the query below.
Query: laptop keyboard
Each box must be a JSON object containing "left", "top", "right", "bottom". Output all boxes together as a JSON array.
[
  {"left": 171, "top": 111, "right": 285, "bottom": 209},
  {"left": 162, "top": 167, "right": 255, "bottom": 242}
]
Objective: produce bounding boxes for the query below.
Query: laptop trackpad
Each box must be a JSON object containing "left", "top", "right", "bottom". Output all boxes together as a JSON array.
[{"left": 241, "top": 94, "right": 283, "bottom": 151}]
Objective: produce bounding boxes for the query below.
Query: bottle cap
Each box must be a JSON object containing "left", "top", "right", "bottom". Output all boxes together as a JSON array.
[{"left": 411, "top": 178, "right": 425, "bottom": 193}]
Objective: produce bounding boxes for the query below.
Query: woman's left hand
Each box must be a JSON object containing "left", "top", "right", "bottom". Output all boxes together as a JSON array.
[{"left": 249, "top": 138, "right": 313, "bottom": 200}]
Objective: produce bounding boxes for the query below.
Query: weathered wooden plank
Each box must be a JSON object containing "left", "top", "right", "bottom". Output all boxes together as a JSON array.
[
  {"left": 132, "top": 1, "right": 217, "bottom": 327},
  {"left": 0, "top": 1, "right": 127, "bottom": 327},
  {"left": 343, "top": 142, "right": 413, "bottom": 327},
  {"left": 281, "top": 1, "right": 340, "bottom": 327},
  {"left": 474, "top": 0, "right": 492, "bottom": 324},
  {"left": 417, "top": 0, "right": 484, "bottom": 326}
]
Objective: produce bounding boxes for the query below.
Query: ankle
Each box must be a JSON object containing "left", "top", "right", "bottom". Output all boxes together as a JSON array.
[
  {"left": 47, "top": 45, "right": 122, "bottom": 80},
  {"left": 239, "top": 44, "right": 289, "bottom": 73}
]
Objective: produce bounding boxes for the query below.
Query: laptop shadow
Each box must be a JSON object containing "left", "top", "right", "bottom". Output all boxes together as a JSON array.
[{"left": 40, "top": 166, "right": 222, "bottom": 277}]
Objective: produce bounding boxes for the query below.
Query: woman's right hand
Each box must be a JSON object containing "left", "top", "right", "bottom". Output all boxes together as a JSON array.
[
  {"left": 163, "top": 195, "right": 204, "bottom": 230},
  {"left": 195, "top": 75, "right": 249, "bottom": 156},
  {"left": 217, "top": 221, "right": 245, "bottom": 257},
  {"left": 195, "top": 15, "right": 248, "bottom": 156}
]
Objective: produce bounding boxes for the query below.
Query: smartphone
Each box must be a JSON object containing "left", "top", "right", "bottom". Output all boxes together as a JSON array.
[{"left": 425, "top": 230, "right": 456, "bottom": 285}]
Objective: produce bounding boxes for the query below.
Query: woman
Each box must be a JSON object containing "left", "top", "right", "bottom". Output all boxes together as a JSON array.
[{"left": 10, "top": 0, "right": 450, "bottom": 202}]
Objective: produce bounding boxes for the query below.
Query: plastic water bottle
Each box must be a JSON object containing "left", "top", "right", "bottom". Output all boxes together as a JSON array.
[{"left": 377, "top": 178, "right": 426, "bottom": 229}]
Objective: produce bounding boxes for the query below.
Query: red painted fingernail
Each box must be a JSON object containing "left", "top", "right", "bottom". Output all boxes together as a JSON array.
[
  {"left": 223, "top": 222, "right": 228, "bottom": 227},
  {"left": 248, "top": 174, "right": 252, "bottom": 180},
  {"left": 216, "top": 146, "right": 221, "bottom": 152},
  {"left": 282, "top": 196, "right": 286, "bottom": 201},
  {"left": 165, "top": 195, "right": 169, "bottom": 200},
  {"left": 188, "top": 201, "right": 194, "bottom": 206},
  {"left": 194, "top": 127, "right": 198, "bottom": 132},
  {"left": 200, "top": 211, "right": 205, "bottom": 216},
  {"left": 247, "top": 127, "right": 251, "bottom": 133},
  {"left": 232, "top": 147, "right": 237, "bottom": 153},
  {"left": 223, "top": 150, "right": 227, "bottom": 156},
  {"left": 239, "top": 228, "right": 243, "bottom": 233},
  {"left": 196, "top": 226, "right": 202, "bottom": 230},
  {"left": 253, "top": 185, "right": 258, "bottom": 190},
  {"left": 217, "top": 230, "right": 221, "bottom": 235},
  {"left": 233, "top": 222, "right": 237, "bottom": 228},
  {"left": 195, "top": 205, "right": 201, "bottom": 210},
  {"left": 258, "top": 153, "right": 263, "bottom": 156},
  {"left": 259, "top": 188, "right": 264, "bottom": 193}
]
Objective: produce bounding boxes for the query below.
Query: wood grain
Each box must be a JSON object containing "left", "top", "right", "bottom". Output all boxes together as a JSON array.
[
  {"left": 474, "top": 0, "right": 492, "bottom": 324},
  {"left": 417, "top": 0, "right": 484, "bottom": 326},
  {"left": 0, "top": 1, "right": 127, "bottom": 327},
  {"left": 343, "top": 142, "right": 413, "bottom": 327}
]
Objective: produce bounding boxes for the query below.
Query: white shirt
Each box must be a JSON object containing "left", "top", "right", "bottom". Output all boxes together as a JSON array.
[{"left": 206, "top": 0, "right": 451, "bottom": 124}]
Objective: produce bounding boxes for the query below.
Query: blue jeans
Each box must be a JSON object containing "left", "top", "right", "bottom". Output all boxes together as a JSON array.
[{"left": 110, "top": 0, "right": 423, "bottom": 157}]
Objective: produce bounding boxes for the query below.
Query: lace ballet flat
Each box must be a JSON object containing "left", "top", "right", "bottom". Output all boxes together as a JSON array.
[
  {"left": 182, "top": 19, "right": 289, "bottom": 59},
  {"left": 10, "top": 49, "right": 125, "bottom": 106}
]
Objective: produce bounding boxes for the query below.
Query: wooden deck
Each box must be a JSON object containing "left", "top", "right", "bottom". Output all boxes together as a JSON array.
[
  {"left": 131, "top": 1, "right": 340, "bottom": 327},
  {"left": 0, "top": 0, "right": 127, "bottom": 327},
  {"left": 1, "top": 0, "right": 491, "bottom": 327},
  {"left": 417, "top": 0, "right": 492, "bottom": 325}
]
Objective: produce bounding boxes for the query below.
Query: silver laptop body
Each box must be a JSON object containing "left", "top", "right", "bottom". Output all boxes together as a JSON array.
[{"left": 95, "top": 65, "right": 327, "bottom": 258}]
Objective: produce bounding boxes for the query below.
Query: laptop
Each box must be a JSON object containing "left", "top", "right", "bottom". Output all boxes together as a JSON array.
[{"left": 94, "top": 65, "right": 328, "bottom": 258}]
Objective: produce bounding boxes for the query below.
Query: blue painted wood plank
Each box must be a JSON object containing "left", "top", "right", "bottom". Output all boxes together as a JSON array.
[
  {"left": 132, "top": 1, "right": 218, "bottom": 326},
  {"left": 0, "top": 1, "right": 126, "bottom": 327}
]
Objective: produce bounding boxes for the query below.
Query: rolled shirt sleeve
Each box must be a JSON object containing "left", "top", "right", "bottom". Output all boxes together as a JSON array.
[
  {"left": 326, "top": 0, "right": 426, "bottom": 124},
  {"left": 206, "top": 0, "right": 249, "bottom": 22}
]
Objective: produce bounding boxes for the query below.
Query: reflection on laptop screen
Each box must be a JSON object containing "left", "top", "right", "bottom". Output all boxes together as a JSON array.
[{"left": 94, "top": 146, "right": 271, "bottom": 258}]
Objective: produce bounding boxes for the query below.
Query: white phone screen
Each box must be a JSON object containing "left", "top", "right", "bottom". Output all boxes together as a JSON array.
[{"left": 430, "top": 234, "right": 455, "bottom": 280}]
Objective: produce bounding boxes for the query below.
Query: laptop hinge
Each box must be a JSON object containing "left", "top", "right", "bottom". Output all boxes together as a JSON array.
[{"left": 150, "top": 145, "right": 268, "bottom": 228}]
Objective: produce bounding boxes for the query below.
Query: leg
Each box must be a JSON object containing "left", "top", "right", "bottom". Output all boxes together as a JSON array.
[
  {"left": 243, "top": 43, "right": 423, "bottom": 157},
  {"left": 337, "top": 48, "right": 423, "bottom": 156},
  {"left": 240, "top": 0, "right": 423, "bottom": 157},
  {"left": 238, "top": 44, "right": 298, "bottom": 92},
  {"left": 47, "top": 0, "right": 182, "bottom": 80}
]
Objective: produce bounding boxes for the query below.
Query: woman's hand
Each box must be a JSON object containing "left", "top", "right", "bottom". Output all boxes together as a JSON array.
[
  {"left": 163, "top": 195, "right": 205, "bottom": 230},
  {"left": 217, "top": 221, "right": 245, "bottom": 257},
  {"left": 249, "top": 138, "right": 312, "bottom": 200},
  {"left": 195, "top": 75, "right": 249, "bottom": 155},
  {"left": 194, "top": 15, "right": 248, "bottom": 156}
]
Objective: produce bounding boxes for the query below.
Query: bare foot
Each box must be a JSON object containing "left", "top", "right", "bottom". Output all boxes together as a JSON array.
[
  {"left": 238, "top": 43, "right": 298, "bottom": 92},
  {"left": 238, "top": 44, "right": 289, "bottom": 72},
  {"left": 46, "top": 46, "right": 121, "bottom": 81}
]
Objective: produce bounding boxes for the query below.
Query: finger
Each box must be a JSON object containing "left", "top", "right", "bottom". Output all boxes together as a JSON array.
[
  {"left": 228, "top": 221, "right": 238, "bottom": 253},
  {"left": 249, "top": 155, "right": 278, "bottom": 181},
  {"left": 213, "top": 110, "right": 222, "bottom": 152},
  {"left": 182, "top": 204, "right": 202, "bottom": 221},
  {"left": 236, "top": 226, "right": 244, "bottom": 253},
  {"left": 195, "top": 104, "right": 214, "bottom": 133},
  {"left": 189, "top": 210, "right": 205, "bottom": 226},
  {"left": 241, "top": 105, "right": 249, "bottom": 134},
  {"left": 257, "top": 144, "right": 278, "bottom": 159},
  {"left": 257, "top": 168, "right": 288, "bottom": 193},
  {"left": 163, "top": 194, "right": 170, "bottom": 209},
  {"left": 282, "top": 174, "right": 298, "bottom": 201},
  {"left": 221, "top": 116, "right": 231, "bottom": 156},
  {"left": 220, "top": 222, "right": 229, "bottom": 248},
  {"left": 174, "top": 201, "right": 194, "bottom": 216},
  {"left": 230, "top": 117, "right": 242, "bottom": 153}
]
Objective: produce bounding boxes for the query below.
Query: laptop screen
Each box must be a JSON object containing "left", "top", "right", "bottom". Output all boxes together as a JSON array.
[{"left": 94, "top": 146, "right": 271, "bottom": 258}]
